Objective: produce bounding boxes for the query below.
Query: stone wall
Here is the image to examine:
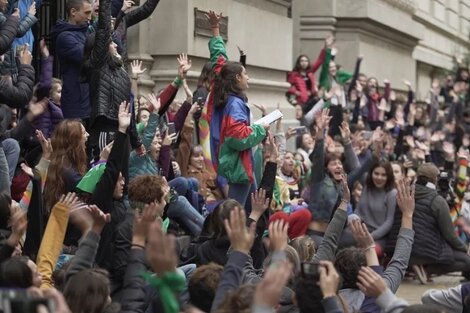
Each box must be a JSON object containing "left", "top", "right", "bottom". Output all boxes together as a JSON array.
[
  {"left": 292, "top": 0, "right": 470, "bottom": 99},
  {"left": 127, "top": 0, "right": 295, "bottom": 122}
]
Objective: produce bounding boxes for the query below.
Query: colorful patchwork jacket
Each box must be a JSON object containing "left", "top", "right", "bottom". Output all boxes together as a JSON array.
[{"left": 217, "top": 94, "right": 266, "bottom": 184}]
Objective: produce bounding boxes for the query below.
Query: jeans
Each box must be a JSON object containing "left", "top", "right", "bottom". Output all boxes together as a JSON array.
[
  {"left": 169, "top": 177, "right": 201, "bottom": 212},
  {"left": 228, "top": 182, "right": 256, "bottom": 213},
  {"left": 167, "top": 196, "right": 204, "bottom": 236},
  {"left": 1, "top": 138, "right": 20, "bottom": 183}
]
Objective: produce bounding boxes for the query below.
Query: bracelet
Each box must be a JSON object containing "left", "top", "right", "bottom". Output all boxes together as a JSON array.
[
  {"left": 173, "top": 76, "right": 184, "bottom": 87},
  {"left": 364, "top": 245, "right": 376, "bottom": 251},
  {"left": 131, "top": 243, "right": 145, "bottom": 249}
]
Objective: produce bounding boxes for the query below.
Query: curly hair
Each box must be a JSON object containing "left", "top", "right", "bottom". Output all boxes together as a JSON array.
[
  {"left": 128, "top": 175, "right": 168, "bottom": 204},
  {"left": 290, "top": 235, "right": 316, "bottom": 262},
  {"left": 212, "top": 62, "right": 245, "bottom": 109},
  {"left": 188, "top": 263, "right": 224, "bottom": 312},
  {"left": 335, "top": 247, "right": 366, "bottom": 289},
  {"left": 44, "top": 120, "right": 87, "bottom": 211}
]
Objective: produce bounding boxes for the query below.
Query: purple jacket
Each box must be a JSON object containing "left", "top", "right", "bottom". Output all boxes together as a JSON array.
[{"left": 32, "top": 56, "right": 63, "bottom": 138}]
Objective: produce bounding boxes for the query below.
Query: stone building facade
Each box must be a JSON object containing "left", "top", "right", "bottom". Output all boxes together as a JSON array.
[{"left": 293, "top": 0, "right": 470, "bottom": 99}]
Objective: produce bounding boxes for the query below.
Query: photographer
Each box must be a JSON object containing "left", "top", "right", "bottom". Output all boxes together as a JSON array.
[{"left": 406, "top": 163, "right": 470, "bottom": 279}]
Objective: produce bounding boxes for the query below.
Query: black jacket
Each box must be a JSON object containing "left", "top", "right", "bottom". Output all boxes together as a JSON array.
[
  {"left": 113, "top": 0, "right": 160, "bottom": 68},
  {"left": 0, "top": 13, "right": 19, "bottom": 55},
  {"left": 88, "top": 0, "right": 141, "bottom": 149},
  {"left": 0, "top": 64, "right": 34, "bottom": 108},
  {"left": 386, "top": 184, "right": 456, "bottom": 264}
]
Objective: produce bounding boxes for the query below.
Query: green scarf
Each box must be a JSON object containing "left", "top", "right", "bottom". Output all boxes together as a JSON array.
[{"left": 141, "top": 271, "right": 186, "bottom": 313}]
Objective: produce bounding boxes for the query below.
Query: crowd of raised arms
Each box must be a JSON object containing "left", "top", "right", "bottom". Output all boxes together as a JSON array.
[{"left": 2, "top": 0, "right": 470, "bottom": 312}]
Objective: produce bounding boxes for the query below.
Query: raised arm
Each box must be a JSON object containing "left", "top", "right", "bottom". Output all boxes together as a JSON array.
[
  {"left": 35, "top": 39, "right": 53, "bottom": 101},
  {"left": 0, "top": 46, "right": 34, "bottom": 108},
  {"left": 211, "top": 207, "right": 256, "bottom": 312},
  {"left": 90, "top": 0, "right": 112, "bottom": 68},
  {"left": 16, "top": 3, "right": 37, "bottom": 37},
  {"left": 124, "top": 0, "right": 160, "bottom": 28},
  {"left": 313, "top": 175, "right": 349, "bottom": 262},
  {"left": 309, "top": 109, "right": 331, "bottom": 183},
  {"left": 91, "top": 102, "right": 130, "bottom": 212},
  {"left": 206, "top": 10, "right": 228, "bottom": 67},
  {"left": 383, "top": 180, "right": 415, "bottom": 293},
  {"left": 36, "top": 194, "right": 77, "bottom": 289},
  {"left": 0, "top": 11, "right": 19, "bottom": 55},
  {"left": 347, "top": 56, "right": 363, "bottom": 99}
]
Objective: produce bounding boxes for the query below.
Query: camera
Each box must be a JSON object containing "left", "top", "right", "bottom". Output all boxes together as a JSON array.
[
  {"left": 301, "top": 262, "right": 321, "bottom": 281},
  {"left": 0, "top": 289, "right": 54, "bottom": 313},
  {"left": 437, "top": 172, "right": 456, "bottom": 208}
]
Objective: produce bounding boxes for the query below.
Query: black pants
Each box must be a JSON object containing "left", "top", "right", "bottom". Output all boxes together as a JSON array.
[{"left": 411, "top": 249, "right": 470, "bottom": 275}]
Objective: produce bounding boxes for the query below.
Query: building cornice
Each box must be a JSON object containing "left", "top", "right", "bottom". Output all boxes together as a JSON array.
[{"left": 381, "top": 0, "right": 417, "bottom": 14}]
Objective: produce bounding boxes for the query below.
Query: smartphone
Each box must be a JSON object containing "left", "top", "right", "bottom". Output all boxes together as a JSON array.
[
  {"left": 167, "top": 122, "right": 177, "bottom": 143},
  {"left": 294, "top": 126, "right": 307, "bottom": 135},
  {"left": 301, "top": 262, "right": 321, "bottom": 281}
]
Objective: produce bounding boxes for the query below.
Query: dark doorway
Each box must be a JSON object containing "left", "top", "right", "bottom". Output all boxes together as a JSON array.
[{"left": 34, "top": 0, "right": 66, "bottom": 76}]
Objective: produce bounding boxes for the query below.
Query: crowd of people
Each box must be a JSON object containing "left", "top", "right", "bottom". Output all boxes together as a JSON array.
[{"left": 1, "top": 0, "right": 470, "bottom": 312}]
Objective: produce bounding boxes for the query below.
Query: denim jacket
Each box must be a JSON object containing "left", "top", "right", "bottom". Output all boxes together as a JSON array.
[{"left": 308, "top": 138, "right": 377, "bottom": 223}]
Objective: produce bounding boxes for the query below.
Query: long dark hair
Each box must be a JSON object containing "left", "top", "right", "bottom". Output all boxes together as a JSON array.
[
  {"left": 293, "top": 54, "right": 309, "bottom": 72},
  {"left": 197, "top": 62, "right": 213, "bottom": 90},
  {"left": 0, "top": 257, "right": 33, "bottom": 288},
  {"left": 213, "top": 62, "right": 245, "bottom": 109},
  {"left": 366, "top": 161, "right": 395, "bottom": 191}
]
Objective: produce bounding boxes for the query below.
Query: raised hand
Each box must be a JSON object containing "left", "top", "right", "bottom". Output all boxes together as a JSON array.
[
  {"left": 253, "top": 260, "right": 293, "bottom": 309},
  {"left": 264, "top": 133, "right": 279, "bottom": 163},
  {"left": 177, "top": 53, "right": 192, "bottom": 79},
  {"left": 224, "top": 207, "right": 256, "bottom": 254},
  {"left": 183, "top": 79, "right": 193, "bottom": 103},
  {"left": 28, "top": 1, "right": 36, "bottom": 16},
  {"left": 27, "top": 99, "right": 48, "bottom": 121},
  {"left": 99, "top": 141, "right": 114, "bottom": 161},
  {"left": 162, "top": 129, "right": 177, "bottom": 146},
  {"left": 89, "top": 205, "right": 111, "bottom": 235},
  {"left": 325, "top": 33, "right": 335, "bottom": 48},
  {"left": 415, "top": 141, "right": 429, "bottom": 155},
  {"left": 396, "top": 178, "right": 415, "bottom": 219},
  {"left": 319, "top": 260, "right": 341, "bottom": 298},
  {"left": 250, "top": 188, "right": 270, "bottom": 221},
  {"left": 19, "top": 44, "right": 32, "bottom": 65},
  {"left": 133, "top": 203, "right": 160, "bottom": 247},
  {"left": 443, "top": 141, "right": 455, "bottom": 161},
  {"left": 39, "top": 38, "right": 49, "bottom": 58},
  {"left": 130, "top": 60, "right": 147, "bottom": 78},
  {"left": 285, "top": 127, "right": 296, "bottom": 140},
  {"left": 402, "top": 79, "right": 411, "bottom": 89},
  {"left": 339, "top": 121, "right": 351, "bottom": 142},
  {"left": 121, "top": 0, "right": 135, "bottom": 12},
  {"left": 21, "top": 163, "right": 34, "bottom": 178},
  {"left": 350, "top": 219, "right": 374, "bottom": 249},
  {"left": 12, "top": 8, "right": 20, "bottom": 18},
  {"left": 357, "top": 266, "right": 387, "bottom": 298},
  {"left": 146, "top": 221, "right": 178, "bottom": 276},
  {"left": 205, "top": 10, "right": 223, "bottom": 27},
  {"left": 269, "top": 219, "right": 288, "bottom": 252},
  {"left": 315, "top": 108, "right": 332, "bottom": 132},
  {"left": 35, "top": 129, "right": 52, "bottom": 160},
  {"left": 118, "top": 101, "right": 131, "bottom": 133},
  {"left": 252, "top": 103, "right": 267, "bottom": 116},
  {"left": 146, "top": 93, "right": 161, "bottom": 112},
  {"left": 340, "top": 173, "right": 350, "bottom": 204}
]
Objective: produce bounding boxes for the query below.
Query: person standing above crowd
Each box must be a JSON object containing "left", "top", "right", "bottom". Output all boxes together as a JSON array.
[{"left": 51, "top": 0, "right": 92, "bottom": 121}]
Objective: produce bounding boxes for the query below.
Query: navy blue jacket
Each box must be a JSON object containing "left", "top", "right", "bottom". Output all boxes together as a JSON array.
[{"left": 50, "top": 20, "right": 90, "bottom": 119}]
